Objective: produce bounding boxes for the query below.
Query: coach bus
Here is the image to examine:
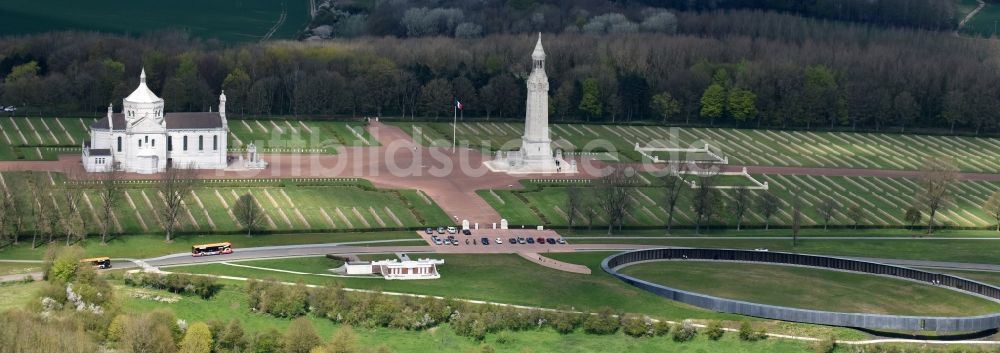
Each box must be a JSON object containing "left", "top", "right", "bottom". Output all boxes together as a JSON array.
[
  {"left": 80, "top": 257, "right": 112, "bottom": 269},
  {"left": 191, "top": 242, "right": 233, "bottom": 257}
]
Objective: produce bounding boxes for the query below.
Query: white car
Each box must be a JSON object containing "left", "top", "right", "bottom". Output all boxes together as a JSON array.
[
  {"left": 753, "top": 248, "right": 769, "bottom": 252},
  {"left": 495, "top": 237, "right": 503, "bottom": 244},
  {"left": 446, "top": 226, "right": 457, "bottom": 234}
]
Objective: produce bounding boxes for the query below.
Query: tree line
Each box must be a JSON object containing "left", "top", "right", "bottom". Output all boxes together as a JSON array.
[
  {"left": 2, "top": 9, "right": 998, "bottom": 135},
  {"left": 302, "top": 0, "right": 955, "bottom": 40}
]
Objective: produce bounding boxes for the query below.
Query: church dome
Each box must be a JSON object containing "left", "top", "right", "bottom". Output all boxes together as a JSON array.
[{"left": 125, "top": 68, "right": 163, "bottom": 104}]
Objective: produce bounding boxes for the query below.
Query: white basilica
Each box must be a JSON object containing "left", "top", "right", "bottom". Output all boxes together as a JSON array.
[
  {"left": 82, "top": 69, "right": 230, "bottom": 174},
  {"left": 486, "top": 34, "right": 576, "bottom": 174}
]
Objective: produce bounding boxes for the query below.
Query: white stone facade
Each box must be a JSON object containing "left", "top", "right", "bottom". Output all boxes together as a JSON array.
[
  {"left": 486, "top": 34, "right": 576, "bottom": 174},
  {"left": 341, "top": 258, "right": 445, "bottom": 280},
  {"left": 82, "top": 69, "right": 229, "bottom": 174}
]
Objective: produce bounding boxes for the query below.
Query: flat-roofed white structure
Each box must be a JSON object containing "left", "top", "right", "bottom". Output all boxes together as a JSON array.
[{"left": 342, "top": 258, "right": 444, "bottom": 280}]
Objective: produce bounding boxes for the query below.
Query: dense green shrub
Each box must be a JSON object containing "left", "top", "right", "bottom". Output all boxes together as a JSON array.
[
  {"left": 738, "top": 321, "right": 767, "bottom": 341},
  {"left": 246, "top": 279, "right": 308, "bottom": 318},
  {"left": 621, "top": 315, "right": 651, "bottom": 338},
  {"left": 704, "top": 320, "right": 725, "bottom": 340},
  {"left": 652, "top": 321, "right": 671, "bottom": 337},
  {"left": 124, "top": 272, "right": 221, "bottom": 299},
  {"left": 582, "top": 309, "right": 621, "bottom": 335},
  {"left": 813, "top": 335, "right": 837, "bottom": 353},
  {"left": 671, "top": 322, "right": 697, "bottom": 342}
]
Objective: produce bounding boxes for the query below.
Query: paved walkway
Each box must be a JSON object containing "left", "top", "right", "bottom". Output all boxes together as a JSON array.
[{"left": 518, "top": 252, "right": 591, "bottom": 274}]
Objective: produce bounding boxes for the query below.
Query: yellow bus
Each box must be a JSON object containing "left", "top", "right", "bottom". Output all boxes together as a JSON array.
[
  {"left": 191, "top": 242, "right": 233, "bottom": 257},
  {"left": 80, "top": 257, "right": 112, "bottom": 269}
]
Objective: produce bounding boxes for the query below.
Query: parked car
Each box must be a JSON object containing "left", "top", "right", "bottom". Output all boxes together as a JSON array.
[
  {"left": 496, "top": 237, "right": 503, "bottom": 244},
  {"left": 526, "top": 237, "right": 535, "bottom": 244},
  {"left": 508, "top": 237, "right": 517, "bottom": 244},
  {"left": 481, "top": 237, "right": 489, "bottom": 245},
  {"left": 545, "top": 238, "right": 556, "bottom": 244},
  {"left": 436, "top": 227, "right": 446, "bottom": 234},
  {"left": 557, "top": 238, "right": 566, "bottom": 244},
  {"left": 424, "top": 228, "right": 434, "bottom": 234},
  {"left": 462, "top": 229, "right": 472, "bottom": 235},
  {"left": 432, "top": 237, "right": 442, "bottom": 245},
  {"left": 536, "top": 237, "right": 545, "bottom": 244},
  {"left": 517, "top": 237, "right": 526, "bottom": 244},
  {"left": 447, "top": 226, "right": 457, "bottom": 234}
]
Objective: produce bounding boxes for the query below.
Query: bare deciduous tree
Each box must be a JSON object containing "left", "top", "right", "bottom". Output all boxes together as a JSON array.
[
  {"left": 60, "top": 169, "right": 85, "bottom": 245},
  {"left": 791, "top": 188, "right": 803, "bottom": 247},
  {"left": 97, "top": 168, "right": 123, "bottom": 244},
  {"left": 817, "top": 196, "right": 836, "bottom": 230},
  {"left": 691, "top": 174, "right": 722, "bottom": 234},
  {"left": 158, "top": 165, "right": 197, "bottom": 242},
  {"left": 847, "top": 204, "right": 864, "bottom": 230},
  {"left": 731, "top": 186, "right": 751, "bottom": 231},
  {"left": 565, "top": 186, "right": 583, "bottom": 232},
  {"left": 904, "top": 206, "right": 923, "bottom": 231},
  {"left": 918, "top": 156, "right": 957, "bottom": 234},
  {"left": 758, "top": 189, "right": 780, "bottom": 230},
  {"left": 660, "top": 170, "right": 685, "bottom": 233},
  {"left": 232, "top": 193, "right": 264, "bottom": 237},
  {"left": 597, "top": 168, "right": 635, "bottom": 235},
  {"left": 984, "top": 191, "right": 1000, "bottom": 232}
]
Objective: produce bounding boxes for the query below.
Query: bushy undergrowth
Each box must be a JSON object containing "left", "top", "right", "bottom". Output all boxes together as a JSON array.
[
  {"left": 245, "top": 279, "right": 628, "bottom": 340},
  {"left": 123, "top": 272, "right": 222, "bottom": 299}
]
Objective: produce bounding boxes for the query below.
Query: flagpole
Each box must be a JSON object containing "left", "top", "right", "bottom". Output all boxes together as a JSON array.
[{"left": 452, "top": 100, "right": 457, "bottom": 153}]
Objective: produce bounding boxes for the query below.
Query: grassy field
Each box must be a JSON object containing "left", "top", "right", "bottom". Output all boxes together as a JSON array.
[
  {"left": 0, "top": 0, "right": 310, "bottom": 42},
  {"left": 567, "top": 237, "right": 1000, "bottom": 264},
  {"left": 168, "top": 252, "right": 868, "bottom": 340},
  {"left": 484, "top": 174, "right": 1000, "bottom": 229},
  {"left": 0, "top": 172, "right": 453, "bottom": 238},
  {"left": 229, "top": 119, "right": 378, "bottom": 153},
  {"left": 394, "top": 121, "right": 1000, "bottom": 173},
  {"left": 0, "top": 231, "right": 422, "bottom": 261},
  {"left": 0, "top": 117, "right": 376, "bottom": 161},
  {"left": 0, "top": 281, "right": 45, "bottom": 312},
  {"left": 0, "top": 261, "right": 41, "bottom": 275},
  {"left": 620, "top": 261, "right": 1000, "bottom": 316},
  {"left": 116, "top": 283, "right": 815, "bottom": 353}
]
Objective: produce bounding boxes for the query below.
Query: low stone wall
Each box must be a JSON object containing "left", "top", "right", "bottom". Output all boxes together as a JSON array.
[{"left": 602, "top": 248, "right": 1000, "bottom": 332}]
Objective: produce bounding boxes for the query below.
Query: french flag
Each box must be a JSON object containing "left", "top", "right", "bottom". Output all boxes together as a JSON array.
[{"left": 455, "top": 98, "right": 464, "bottom": 110}]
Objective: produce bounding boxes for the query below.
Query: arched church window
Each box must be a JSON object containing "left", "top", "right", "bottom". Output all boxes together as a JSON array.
[
  {"left": 213, "top": 135, "right": 218, "bottom": 150},
  {"left": 152, "top": 139, "right": 155, "bottom": 147},
  {"left": 198, "top": 135, "right": 204, "bottom": 151},
  {"left": 183, "top": 136, "right": 188, "bottom": 151},
  {"left": 117, "top": 137, "right": 122, "bottom": 152}
]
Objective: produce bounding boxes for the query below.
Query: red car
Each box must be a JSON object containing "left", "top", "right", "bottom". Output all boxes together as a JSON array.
[{"left": 536, "top": 237, "right": 545, "bottom": 244}]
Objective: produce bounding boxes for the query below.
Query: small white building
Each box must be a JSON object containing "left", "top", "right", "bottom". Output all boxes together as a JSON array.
[
  {"left": 342, "top": 258, "right": 444, "bottom": 280},
  {"left": 82, "top": 69, "right": 229, "bottom": 174}
]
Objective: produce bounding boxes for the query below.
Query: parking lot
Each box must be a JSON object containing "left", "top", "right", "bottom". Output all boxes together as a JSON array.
[{"left": 416, "top": 228, "right": 571, "bottom": 254}]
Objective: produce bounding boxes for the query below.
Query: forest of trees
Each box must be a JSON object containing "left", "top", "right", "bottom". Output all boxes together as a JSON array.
[
  {"left": 1, "top": 9, "right": 999, "bottom": 135},
  {"left": 304, "top": 0, "right": 956, "bottom": 40}
]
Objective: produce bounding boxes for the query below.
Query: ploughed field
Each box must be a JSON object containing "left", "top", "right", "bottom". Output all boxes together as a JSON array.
[
  {"left": 619, "top": 261, "right": 1000, "bottom": 316},
  {"left": 0, "top": 117, "right": 372, "bottom": 161},
  {"left": 0, "top": 0, "right": 309, "bottom": 42},
  {"left": 394, "top": 122, "right": 1000, "bottom": 173},
  {"left": 485, "top": 174, "right": 1000, "bottom": 229}
]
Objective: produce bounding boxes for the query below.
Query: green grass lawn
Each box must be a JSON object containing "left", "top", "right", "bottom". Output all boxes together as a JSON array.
[
  {"left": 169, "top": 252, "right": 865, "bottom": 340},
  {"left": 0, "top": 231, "right": 421, "bottom": 261},
  {"left": 0, "top": 281, "right": 44, "bottom": 312},
  {"left": 1, "top": 172, "right": 454, "bottom": 238},
  {"left": 620, "top": 261, "right": 1000, "bottom": 316},
  {"left": 0, "top": 0, "right": 309, "bottom": 42},
  {"left": 0, "top": 261, "right": 41, "bottom": 275},
  {"left": 229, "top": 119, "right": 378, "bottom": 153},
  {"left": 485, "top": 174, "right": 1000, "bottom": 229},
  {"left": 117, "top": 283, "right": 814, "bottom": 353},
  {"left": 393, "top": 121, "right": 1000, "bottom": 173},
  {"left": 563, "top": 228, "right": 1000, "bottom": 238},
  {"left": 567, "top": 237, "right": 1000, "bottom": 264}
]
